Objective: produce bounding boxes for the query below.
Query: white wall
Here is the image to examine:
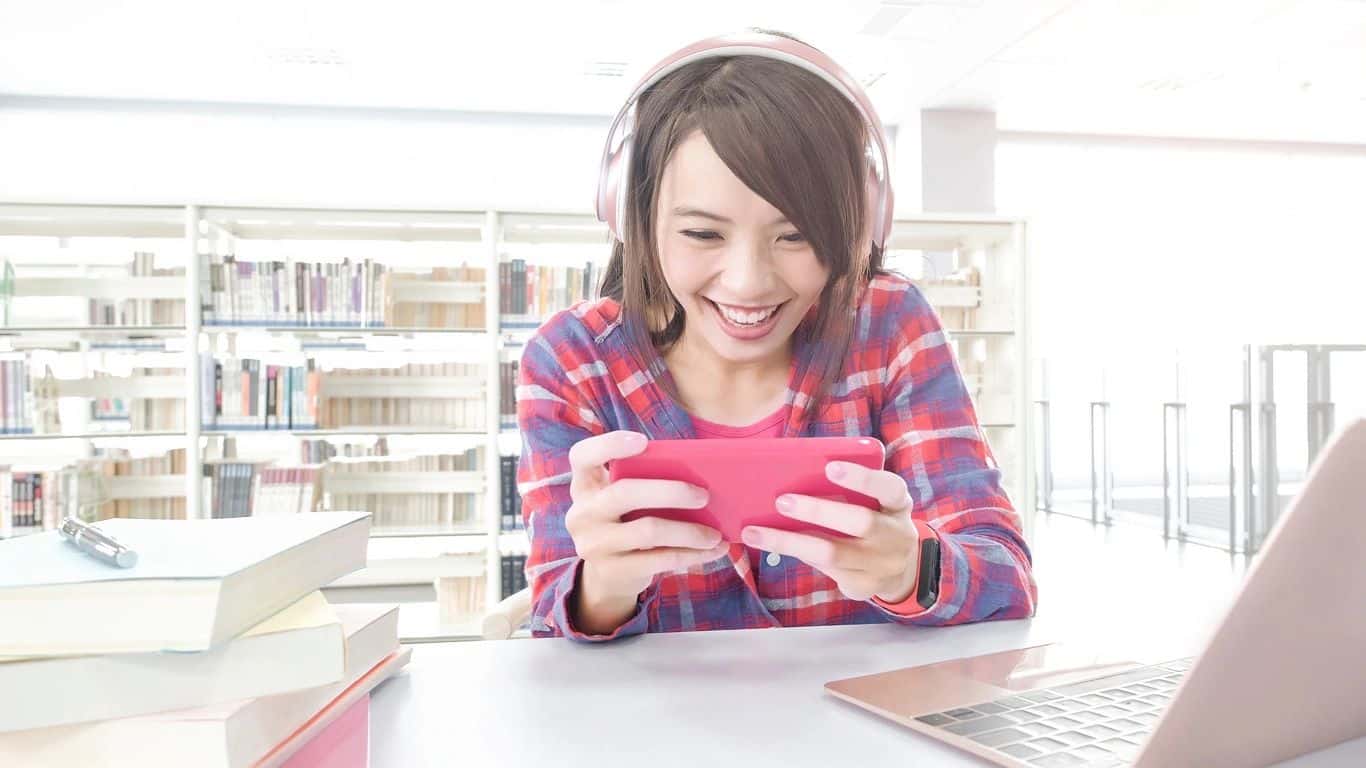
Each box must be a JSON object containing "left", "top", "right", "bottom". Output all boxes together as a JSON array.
[
  {"left": 0, "top": 96, "right": 911, "bottom": 217},
  {"left": 0, "top": 97, "right": 611, "bottom": 212},
  {"left": 998, "top": 131, "right": 1366, "bottom": 488}
]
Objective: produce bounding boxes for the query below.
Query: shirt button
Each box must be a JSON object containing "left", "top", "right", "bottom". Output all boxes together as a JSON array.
[{"left": 765, "top": 552, "right": 782, "bottom": 567}]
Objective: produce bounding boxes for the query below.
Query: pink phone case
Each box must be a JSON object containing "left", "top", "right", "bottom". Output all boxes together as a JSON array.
[{"left": 608, "top": 436, "right": 886, "bottom": 542}]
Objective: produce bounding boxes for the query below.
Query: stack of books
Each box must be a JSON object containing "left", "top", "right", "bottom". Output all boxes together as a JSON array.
[
  {"left": 497, "top": 258, "right": 600, "bottom": 328},
  {"left": 499, "top": 455, "right": 524, "bottom": 533},
  {"left": 0, "top": 358, "right": 33, "bottom": 435},
  {"left": 323, "top": 449, "right": 481, "bottom": 533},
  {"left": 88, "top": 252, "right": 187, "bottom": 327},
  {"left": 201, "top": 256, "right": 388, "bottom": 328},
  {"left": 0, "top": 511, "right": 408, "bottom": 767},
  {"left": 200, "top": 355, "right": 321, "bottom": 431}
]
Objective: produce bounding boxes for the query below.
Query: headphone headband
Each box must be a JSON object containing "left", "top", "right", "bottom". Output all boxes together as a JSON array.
[{"left": 594, "top": 30, "right": 895, "bottom": 250}]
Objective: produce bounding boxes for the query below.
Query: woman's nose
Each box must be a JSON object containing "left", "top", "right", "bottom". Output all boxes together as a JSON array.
[{"left": 717, "top": 241, "right": 774, "bottom": 296}]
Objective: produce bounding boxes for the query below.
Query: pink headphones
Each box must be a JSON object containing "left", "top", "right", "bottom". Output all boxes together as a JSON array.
[{"left": 594, "top": 29, "right": 896, "bottom": 250}]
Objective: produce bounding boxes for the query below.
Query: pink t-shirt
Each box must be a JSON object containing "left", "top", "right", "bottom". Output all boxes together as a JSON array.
[
  {"left": 689, "top": 406, "right": 787, "bottom": 573},
  {"left": 689, "top": 406, "right": 786, "bottom": 439}
]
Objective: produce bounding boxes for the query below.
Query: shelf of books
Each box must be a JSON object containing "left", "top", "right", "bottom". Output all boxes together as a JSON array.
[{"left": 0, "top": 203, "right": 1033, "bottom": 635}]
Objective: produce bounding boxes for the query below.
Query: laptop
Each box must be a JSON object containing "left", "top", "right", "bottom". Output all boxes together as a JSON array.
[{"left": 826, "top": 418, "right": 1366, "bottom": 768}]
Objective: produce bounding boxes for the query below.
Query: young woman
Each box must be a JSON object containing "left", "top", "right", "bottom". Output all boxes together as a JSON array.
[{"left": 516, "top": 29, "right": 1037, "bottom": 641}]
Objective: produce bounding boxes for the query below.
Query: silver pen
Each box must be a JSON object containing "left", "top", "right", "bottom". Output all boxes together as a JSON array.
[{"left": 59, "top": 516, "right": 139, "bottom": 568}]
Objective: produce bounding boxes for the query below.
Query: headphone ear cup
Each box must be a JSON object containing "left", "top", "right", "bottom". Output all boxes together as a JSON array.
[
  {"left": 865, "top": 157, "right": 885, "bottom": 250},
  {"left": 601, "top": 145, "right": 625, "bottom": 243},
  {"left": 603, "top": 133, "right": 635, "bottom": 244}
]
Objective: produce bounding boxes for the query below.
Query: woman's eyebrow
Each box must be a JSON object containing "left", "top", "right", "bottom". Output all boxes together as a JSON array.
[{"left": 671, "top": 206, "right": 789, "bottom": 226}]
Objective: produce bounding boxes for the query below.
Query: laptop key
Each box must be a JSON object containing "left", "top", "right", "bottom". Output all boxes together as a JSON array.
[
  {"left": 1025, "top": 737, "right": 1070, "bottom": 752},
  {"left": 1051, "top": 730, "right": 1094, "bottom": 747},
  {"left": 945, "top": 708, "right": 981, "bottom": 720},
  {"left": 1092, "top": 705, "right": 1128, "bottom": 718},
  {"left": 945, "top": 715, "right": 1014, "bottom": 736},
  {"left": 1039, "top": 716, "right": 1084, "bottom": 730},
  {"left": 1000, "top": 743, "right": 1042, "bottom": 759},
  {"left": 1074, "top": 745, "right": 1126, "bottom": 767},
  {"left": 914, "top": 713, "right": 954, "bottom": 727},
  {"left": 1077, "top": 694, "right": 1111, "bottom": 706},
  {"left": 995, "top": 696, "right": 1033, "bottom": 709},
  {"left": 1028, "top": 753, "right": 1087, "bottom": 767},
  {"left": 1020, "top": 690, "right": 1063, "bottom": 703},
  {"left": 969, "top": 727, "right": 1032, "bottom": 748},
  {"left": 973, "top": 702, "right": 1009, "bottom": 715},
  {"left": 1080, "top": 724, "right": 1121, "bottom": 739},
  {"left": 1068, "top": 711, "right": 1104, "bottom": 724},
  {"left": 1098, "top": 738, "right": 1142, "bottom": 759},
  {"left": 1016, "top": 722, "right": 1059, "bottom": 737},
  {"left": 1108, "top": 718, "right": 1143, "bottom": 733}
]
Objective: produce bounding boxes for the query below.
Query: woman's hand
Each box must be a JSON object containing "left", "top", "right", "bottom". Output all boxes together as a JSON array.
[
  {"left": 565, "top": 430, "right": 729, "bottom": 634},
  {"left": 741, "top": 460, "right": 920, "bottom": 604}
]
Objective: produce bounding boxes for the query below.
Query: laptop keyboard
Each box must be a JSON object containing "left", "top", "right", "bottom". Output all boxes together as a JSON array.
[{"left": 912, "top": 657, "right": 1195, "bottom": 767}]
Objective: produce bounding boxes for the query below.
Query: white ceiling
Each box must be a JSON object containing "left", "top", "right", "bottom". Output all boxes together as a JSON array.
[{"left": 1, "top": 0, "right": 1363, "bottom": 144}]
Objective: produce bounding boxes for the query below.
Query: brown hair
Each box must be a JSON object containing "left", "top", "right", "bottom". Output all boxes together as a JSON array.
[{"left": 598, "top": 28, "right": 887, "bottom": 421}]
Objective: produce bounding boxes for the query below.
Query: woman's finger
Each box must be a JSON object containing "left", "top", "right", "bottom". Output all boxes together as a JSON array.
[
  {"left": 825, "top": 462, "right": 914, "bottom": 513},
  {"left": 615, "top": 543, "right": 731, "bottom": 578},
  {"left": 741, "top": 526, "right": 864, "bottom": 573},
  {"left": 568, "top": 431, "right": 647, "bottom": 497},
  {"left": 600, "top": 478, "right": 708, "bottom": 518},
  {"left": 609, "top": 516, "right": 722, "bottom": 552},
  {"left": 774, "top": 493, "right": 878, "bottom": 538}
]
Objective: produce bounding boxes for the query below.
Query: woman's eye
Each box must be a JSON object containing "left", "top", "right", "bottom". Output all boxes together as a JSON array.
[{"left": 680, "top": 230, "right": 804, "bottom": 243}]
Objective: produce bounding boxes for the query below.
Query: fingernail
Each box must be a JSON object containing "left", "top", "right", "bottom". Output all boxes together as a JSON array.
[
  {"left": 623, "top": 432, "right": 646, "bottom": 449},
  {"left": 775, "top": 494, "right": 795, "bottom": 514},
  {"left": 742, "top": 528, "right": 762, "bottom": 547},
  {"left": 826, "top": 462, "right": 846, "bottom": 480},
  {"left": 693, "top": 487, "right": 709, "bottom": 506}
]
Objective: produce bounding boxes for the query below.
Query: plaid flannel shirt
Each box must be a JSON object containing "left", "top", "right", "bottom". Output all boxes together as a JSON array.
[{"left": 516, "top": 272, "right": 1037, "bottom": 641}]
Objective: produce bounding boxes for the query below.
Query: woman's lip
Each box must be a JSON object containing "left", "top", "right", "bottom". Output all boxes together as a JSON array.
[{"left": 706, "top": 299, "right": 786, "bottom": 312}]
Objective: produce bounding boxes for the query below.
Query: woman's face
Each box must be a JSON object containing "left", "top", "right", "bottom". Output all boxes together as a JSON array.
[{"left": 654, "top": 129, "right": 830, "bottom": 371}]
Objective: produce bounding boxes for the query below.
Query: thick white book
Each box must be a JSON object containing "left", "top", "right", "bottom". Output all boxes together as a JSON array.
[
  {"left": 0, "top": 511, "right": 370, "bottom": 655},
  {"left": 0, "top": 603, "right": 404, "bottom": 768},
  {"left": 0, "top": 591, "right": 345, "bottom": 733}
]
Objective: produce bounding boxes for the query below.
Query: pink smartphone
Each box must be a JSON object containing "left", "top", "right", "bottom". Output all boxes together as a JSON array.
[{"left": 607, "top": 436, "right": 886, "bottom": 542}]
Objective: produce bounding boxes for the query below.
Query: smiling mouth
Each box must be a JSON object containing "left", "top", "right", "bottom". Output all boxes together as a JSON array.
[{"left": 705, "top": 298, "right": 787, "bottom": 326}]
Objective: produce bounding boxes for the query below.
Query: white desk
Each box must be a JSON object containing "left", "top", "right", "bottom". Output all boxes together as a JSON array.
[{"left": 368, "top": 619, "right": 1366, "bottom": 767}]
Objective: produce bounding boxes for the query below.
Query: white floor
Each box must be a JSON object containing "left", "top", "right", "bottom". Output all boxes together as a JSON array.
[{"left": 1027, "top": 510, "right": 1251, "bottom": 657}]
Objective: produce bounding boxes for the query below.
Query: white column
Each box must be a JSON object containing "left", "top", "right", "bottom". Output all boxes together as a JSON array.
[
  {"left": 484, "top": 210, "right": 502, "bottom": 612},
  {"left": 185, "top": 205, "right": 202, "bottom": 519}
]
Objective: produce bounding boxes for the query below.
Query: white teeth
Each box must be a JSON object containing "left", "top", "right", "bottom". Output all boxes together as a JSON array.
[{"left": 716, "top": 302, "right": 778, "bottom": 325}]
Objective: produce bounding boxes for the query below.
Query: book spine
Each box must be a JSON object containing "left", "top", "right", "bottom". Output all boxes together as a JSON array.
[
  {"left": 501, "top": 554, "right": 513, "bottom": 600},
  {"left": 265, "top": 365, "right": 278, "bottom": 430},
  {"left": 0, "top": 467, "right": 12, "bottom": 538},
  {"left": 500, "top": 455, "right": 513, "bottom": 532}
]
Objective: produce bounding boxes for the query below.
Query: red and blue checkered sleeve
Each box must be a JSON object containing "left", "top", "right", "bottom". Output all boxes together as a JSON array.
[
  {"left": 516, "top": 329, "right": 652, "bottom": 642},
  {"left": 871, "top": 283, "right": 1038, "bottom": 625}
]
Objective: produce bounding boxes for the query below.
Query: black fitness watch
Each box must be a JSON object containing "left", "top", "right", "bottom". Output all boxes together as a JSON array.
[{"left": 912, "top": 520, "right": 941, "bottom": 610}]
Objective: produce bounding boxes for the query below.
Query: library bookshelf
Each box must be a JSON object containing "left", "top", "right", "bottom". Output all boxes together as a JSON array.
[{"left": 0, "top": 203, "right": 1032, "bottom": 637}]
